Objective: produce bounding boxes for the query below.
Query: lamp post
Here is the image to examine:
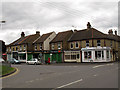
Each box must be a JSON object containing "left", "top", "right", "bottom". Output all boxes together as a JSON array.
[{"left": 0, "top": 21, "right": 6, "bottom": 58}]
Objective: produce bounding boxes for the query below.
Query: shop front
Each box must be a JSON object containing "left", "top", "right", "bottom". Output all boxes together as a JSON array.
[
  {"left": 64, "top": 51, "right": 81, "bottom": 62},
  {"left": 44, "top": 50, "right": 63, "bottom": 63},
  {"left": 81, "top": 47, "right": 111, "bottom": 62},
  {"left": 18, "top": 52, "right": 27, "bottom": 62}
]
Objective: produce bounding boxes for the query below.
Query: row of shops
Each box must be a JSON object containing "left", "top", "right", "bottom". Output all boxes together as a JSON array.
[{"left": 7, "top": 46, "right": 113, "bottom": 63}]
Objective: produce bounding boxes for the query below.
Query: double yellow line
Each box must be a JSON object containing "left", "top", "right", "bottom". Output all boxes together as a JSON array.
[{"left": 0, "top": 67, "right": 19, "bottom": 79}]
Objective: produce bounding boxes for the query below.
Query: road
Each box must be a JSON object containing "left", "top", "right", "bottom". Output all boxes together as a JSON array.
[{"left": 2, "top": 62, "right": 119, "bottom": 89}]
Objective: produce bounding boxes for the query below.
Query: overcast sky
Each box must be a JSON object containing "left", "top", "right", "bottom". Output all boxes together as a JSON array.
[{"left": 0, "top": 0, "right": 119, "bottom": 45}]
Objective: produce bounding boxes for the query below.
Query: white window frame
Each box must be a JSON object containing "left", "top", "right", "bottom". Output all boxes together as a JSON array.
[
  {"left": 70, "top": 42, "right": 74, "bottom": 49},
  {"left": 86, "top": 41, "right": 89, "bottom": 47},
  {"left": 35, "top": 44, "right": 37, "bottom": 51},
  {"left": 58, "top": 42, "right": 61, "bottom": 49},
  {"left": 10, "top": 47, "right": 11, "bottom": 51},
  {"left": 97, "top": 40, "right": 101, "bottom": 47},
  {"left": 20, "top": 45, "right": 22, "bottom": 51},
  {"left": 52, "top": 43, "right": 54, "bottom": 50},
  {"left": 24, "top": 45, "right": 26, "bottom": 50},
  {"left": 40, "top": 44, "right": 42, "bottom": 50},
  {"left": 16, "top": 46, "right": 18, "bottom": 51},
  {"left": 75, "top": 42, "right": 79, "bottom": 48}
]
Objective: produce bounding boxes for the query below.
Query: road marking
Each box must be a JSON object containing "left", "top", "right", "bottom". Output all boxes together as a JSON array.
[
  {"left": 56, "top": 79, "right": 83, "bottom": 89},
  {"left": 0, "top": 67, "right": 19, "bottom": 79},
  {"left": 92, "top": 65, "right": 105, "bottom": 68},
  {"left": 93, "top": 74, "right": 97, "bottom": 77},
  {"left": 106, "top": 63, "right": 114, "bottom": 66}
]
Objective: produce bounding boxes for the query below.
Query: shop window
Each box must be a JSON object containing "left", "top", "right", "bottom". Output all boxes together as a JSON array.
[
  {"left": 71, "top": 55, "right": 76, "bottom": 59},
  {"left": 65, "top": 55, "right": 70, "bottom": 60},
  {"left": 58, "top": 43, "right": 61, "bottom": 49},
  {"left": 86, "top": 41, "right": 89, "bottom": 47},
  {"left": 40, "top": 44, "right": 42, "bottom": 50},
  {"left": 95, "top": 51, "right": 101, "bottom": 59},
  {"left": 70, "top": 43, "right": 74, "bottom": 49},
  {"left": 52, "top": 43, "right": 54, "bottom": 50},
  {"left": 75, "top": 42, "right": 79, "bottom": 48},
  {"left": 77, "top": 54, "right": 79, "bottom": 59},
  {"left": 84, "top": 51, "right": 91, "bottom": 59},
  {"left": 102, "top": 51, "right": 104, "bottom": 59},
  {"left": 107, "top": 50, "right": 109, "bottom": 59},
  {"left": 97, "top": 40, "right": 101, "bottom": 46}
]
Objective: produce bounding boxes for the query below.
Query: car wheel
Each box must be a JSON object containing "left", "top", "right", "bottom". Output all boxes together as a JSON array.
[
  {"left": 34, "top": 62, "right": 37, "bottom": 65},
  {"left": 26, "top": 62, "right": 29, "bottom": 65}
]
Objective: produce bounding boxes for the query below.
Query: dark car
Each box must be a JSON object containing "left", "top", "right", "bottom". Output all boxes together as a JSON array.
[{"left": 8, "top": 58, "right": 21, "bottom": 64}]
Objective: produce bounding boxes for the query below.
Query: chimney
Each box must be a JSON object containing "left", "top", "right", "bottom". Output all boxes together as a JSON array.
[
  {"left": 21, "top": 32, "right": 25, "bottom": 37},
  {"left": 87, "top": 22, "right": 91, "bottom": 30},
  {"left": 108, "top": 29, "right": 113, "bottom": 35},
  {"left": 115, "top": 30, "right": 117, "bottom": 35},
  {"left": 36, "top": 31, "right": 40, "bottom": 35}
]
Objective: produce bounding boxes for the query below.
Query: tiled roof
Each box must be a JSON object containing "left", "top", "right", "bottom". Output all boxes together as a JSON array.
[
  {"left": 34, "top": 32, "right": 53, "bottom": 43},
  {"left": 8, "top": 34, "right": 40, "bottom": 46},
  {"left": 51, "top": 30, "right": 73, "bottom": 43},
  {"left": 68, "top": 28, "right": 107, "bottom": 42},
  {"left": 68, "top": 28, "right": 120, "bottom": 42}
]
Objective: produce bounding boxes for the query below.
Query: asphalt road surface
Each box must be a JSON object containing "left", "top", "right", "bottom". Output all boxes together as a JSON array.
[{"left": 2, "top": 62, "right": 119, "bottom": 89}]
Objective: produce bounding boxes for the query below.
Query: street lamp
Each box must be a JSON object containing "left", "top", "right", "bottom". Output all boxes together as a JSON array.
[
  {"left": 0, "top": 21, "right": 6, "bottom": 58},
  {"left": 0, "top": 20, "right": 6, "bottom": 30}
]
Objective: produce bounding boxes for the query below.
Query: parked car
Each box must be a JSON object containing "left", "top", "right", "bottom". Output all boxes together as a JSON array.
[
  {"left": 26, "top": 58, "right": 41, "bottom": 65},
  {"left": 8, "top": 58, "right": 21, "bottom": 64},
  {"left": 0, "top": 58, "right": 5, "bottom": 63}
]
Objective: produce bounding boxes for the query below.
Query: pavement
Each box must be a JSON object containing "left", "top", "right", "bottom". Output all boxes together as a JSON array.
[{"left": 1, "top": 62, "right": 119, "bottom": 89}]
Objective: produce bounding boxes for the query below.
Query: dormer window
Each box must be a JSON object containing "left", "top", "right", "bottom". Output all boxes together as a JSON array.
[
  {"left": 75, "top": 42, "right": 79, "bottom": 48},
  {"left": 58, "top": 43, "right": 61, "bottom": 49},
  {"left": 70, "top": 42, "right": 74, "bottom": 49},
  {"left": 86, "top": 41, "right": 89, "bottom": 47},
  {"left": 97, "top": 40, "right": 101, "bottom": 46}
]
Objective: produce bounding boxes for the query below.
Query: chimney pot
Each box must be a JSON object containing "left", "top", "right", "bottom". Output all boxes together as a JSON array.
[
  {"left": 87, "top": 22, "right": 91, "bottom": 30},
  {"left": 36, "top": 31, "right": 40, "bottom": 35},
  {"left": 21, "top": 32, "right": 25, "bottom": 37},
  {"left": 115, "top": 30, "right": 117, "bottom": 35},
  {"left": 108, "top": 29, "right": 113, "bottom": 35}
]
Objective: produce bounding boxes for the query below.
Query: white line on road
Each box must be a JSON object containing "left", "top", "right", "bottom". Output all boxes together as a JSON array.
[
  {"left": 92, "top": 65, "right": 105, "bottom": 68},
  {"left": 106, "top": 63, "right": 114, "bottom": 66},
  {"left": 56, "top": 79, "right": 83, "bottom": 89}
]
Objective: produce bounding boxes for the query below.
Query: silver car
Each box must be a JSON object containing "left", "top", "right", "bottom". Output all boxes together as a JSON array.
[{"left": 26, "top": 58, "right": 41, "bottom": 65}]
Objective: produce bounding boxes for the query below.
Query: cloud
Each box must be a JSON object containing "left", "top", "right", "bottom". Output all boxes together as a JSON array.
[{"left": 0, "top": 1, "right": 119, "bottom": 44}]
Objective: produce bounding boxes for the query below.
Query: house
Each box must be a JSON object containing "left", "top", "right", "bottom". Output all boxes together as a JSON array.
[
  {"left": 49, "top": 30, "right": 73, "bottom": 63},
  {"left": 33, "top": 31, "right": 56, "bottom": 63},
  {"left": 6, "top": 31, "right": 40, "bottom": 62},
  {"left": 67, "top": 22, "right": 120, "bottom": 62}
]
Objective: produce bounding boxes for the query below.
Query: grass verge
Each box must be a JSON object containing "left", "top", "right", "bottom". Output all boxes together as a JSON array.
[{"left": 0, "top": 65, "right": 15, "bottom": 76}]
